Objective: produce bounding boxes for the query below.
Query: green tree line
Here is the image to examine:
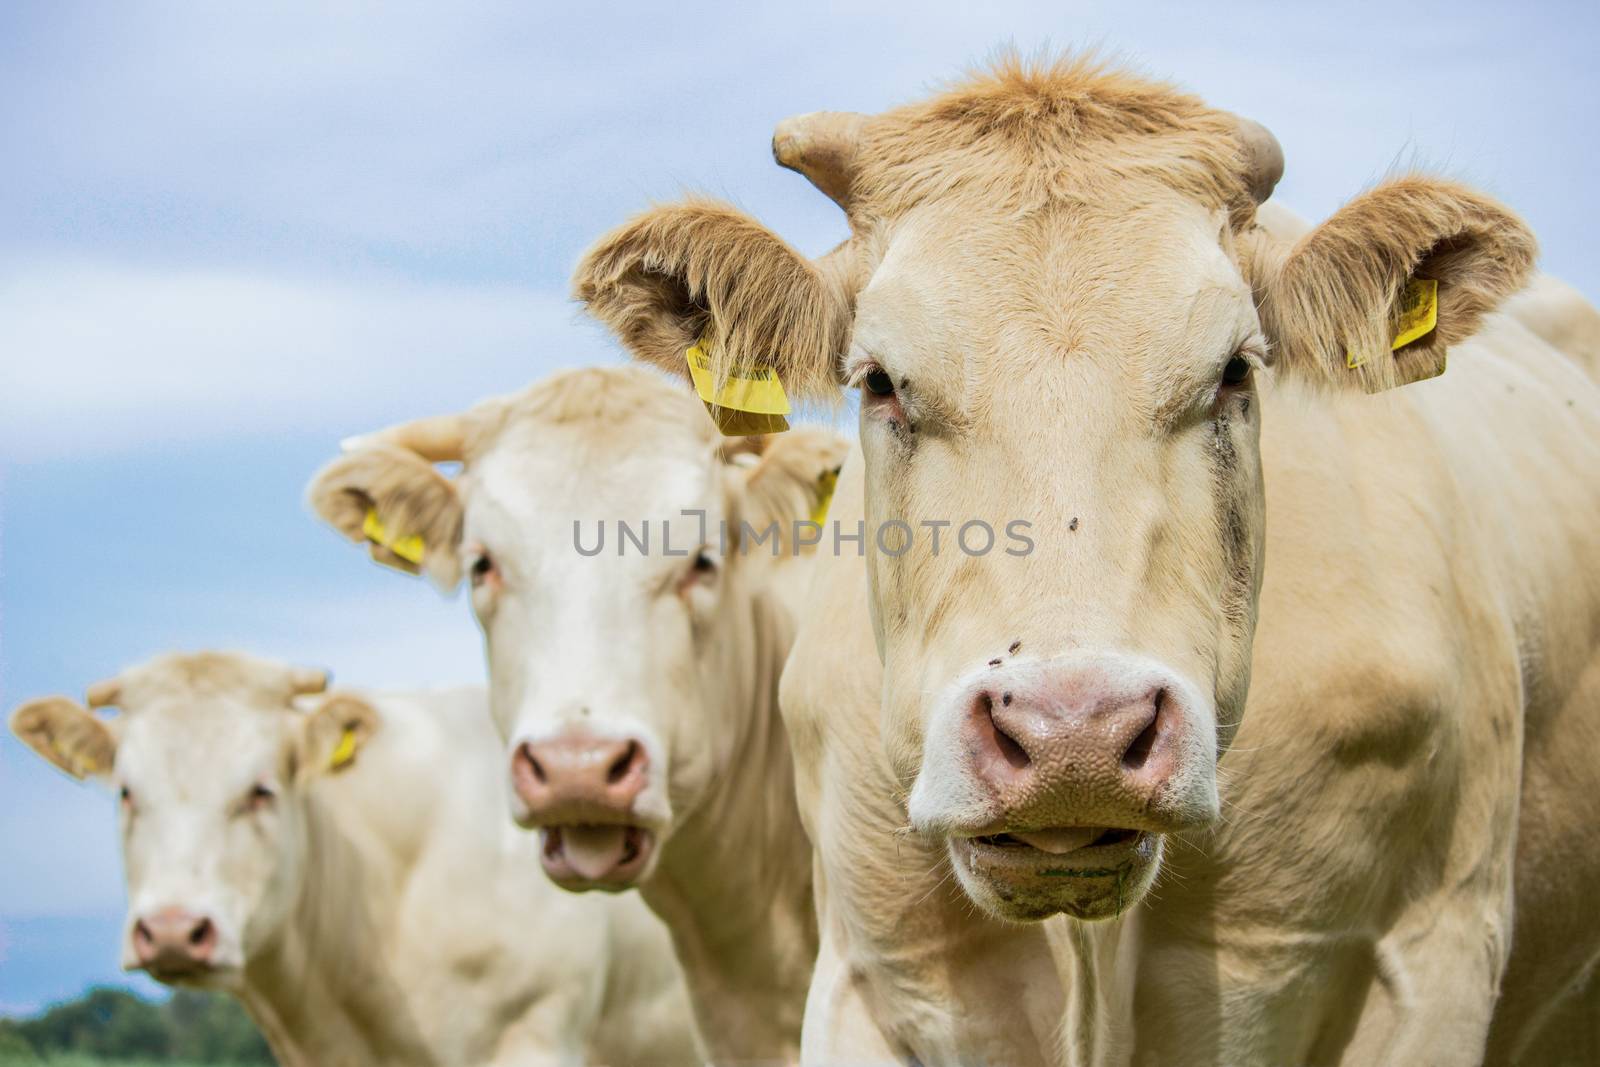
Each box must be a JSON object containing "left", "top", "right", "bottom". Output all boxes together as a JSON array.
[{"left": 0, "top": 987, "right": 272, "bottom": 1064}]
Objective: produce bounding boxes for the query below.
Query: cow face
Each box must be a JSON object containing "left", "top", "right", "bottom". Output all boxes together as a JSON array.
[
  {"left": 574, "top": 57, "right": 1535, "bottom": 921},
  {"left": 9, "top": 653, "right": 373, "bottom": 985},
  {"left": 309, "top": 367, "right": 844, "bottom": 892}
]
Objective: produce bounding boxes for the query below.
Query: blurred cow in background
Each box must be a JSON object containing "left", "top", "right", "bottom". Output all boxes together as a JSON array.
[
  {"left": 309, "top": 366, "right": 849, "bottom": 1063},
  {"left": 10, "top": 651, "right": 700, "bottom": 1067}
]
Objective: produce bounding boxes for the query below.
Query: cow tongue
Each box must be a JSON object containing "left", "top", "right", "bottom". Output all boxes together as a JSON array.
[
  {"left": 562, "top": 825, "right": 630, "bottom": 879},
  {"left": 1011, "top": 827, "right": 1102, "bottom": 854}
]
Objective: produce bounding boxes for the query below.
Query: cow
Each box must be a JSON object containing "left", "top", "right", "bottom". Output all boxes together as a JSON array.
[
  {"left": 307, "top": 366, "right": 850, "bottom": 1063},
  {"left": 572, "top": 54, "right": 1600, "bottom": 1067},
  {"left": 10, "top": 651, "right": 701, "bottom": 1067}
]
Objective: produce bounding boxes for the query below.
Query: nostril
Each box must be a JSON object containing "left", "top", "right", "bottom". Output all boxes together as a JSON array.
[
  {"left": 518, "top": 743, "right": 547, "bottom": 785},
  {"left": 607, "top": 741, "right": 639, "bottom": 785},
  {"left": 1121, "top": 688, "right": 1165, "bottom": 771},
  {"left": 134, "top": 921, "right": 153, "bottom": 950},
  {"left": 189, "top": 918, "right": 213, "bottom": 948},
  {"left": 980, "top": 693, "right": 1031, "bottom": 771}
]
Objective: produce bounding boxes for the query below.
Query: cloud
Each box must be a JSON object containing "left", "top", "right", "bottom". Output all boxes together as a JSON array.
[
  {"left": 137, "top": 582, "right": 489, "bottom": 692},
  {"left": 0, "top": 259, "right": 619, "bottom": 462}
]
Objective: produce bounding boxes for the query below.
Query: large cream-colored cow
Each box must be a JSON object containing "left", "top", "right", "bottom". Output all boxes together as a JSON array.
[
  {"left": 308, "top": 366, "right": 849, "bottom": 1063},
  {"left": 10, "top": 651, "right": 700, "bottom": 1067},
  {"left": 574, "top": 55, "right": 1600, "bottom": 1066}
]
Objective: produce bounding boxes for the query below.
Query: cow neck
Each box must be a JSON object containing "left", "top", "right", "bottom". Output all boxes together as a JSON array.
[
  {"left": 238, "top": 789, "right": 435, "bottom": 1066},
  {"left": 832, "top": 735, "right": 1068, "bottom": 1063},
  {"left": 641, "top": 573, "right": 817, "bottom": 1061},
  {"left": 1052, "top": 911, "right": 1144, "bottom": 1067}
]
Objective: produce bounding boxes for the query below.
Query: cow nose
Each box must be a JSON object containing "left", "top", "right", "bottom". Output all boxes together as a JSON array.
[
  {"left": 963, "top": 658, "right": 1199, "bottom": 829},
  {"left": 511, "top": 734, "right": 649, "bottom": 824},
  {"left": 133, "top": 906, "right": 217, "bottom": 975}
]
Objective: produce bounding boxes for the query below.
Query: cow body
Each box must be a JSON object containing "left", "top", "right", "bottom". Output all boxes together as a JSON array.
[
  {"left": 1075, "top": 293, "right": 1600, "bottom": 1065},
  {"left": 11, "top": 657, "right": 700, "bottom": 1067}
]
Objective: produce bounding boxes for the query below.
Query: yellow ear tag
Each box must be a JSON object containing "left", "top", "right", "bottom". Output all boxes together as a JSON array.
[
  {"left": 1347, "top": 278, "right": 1439, "bottom": 370},
  {"left": 809, "top": 467, "right": 839, "bottom": 526},
  {"left": 685, "top": 339, "right": 791, "bottom": 436},
  {"left": 362, "top": 508, "right": 425, "bottom": 565},
  {"left": 328, "top": 727, "right": 358, "bottom": 771}
]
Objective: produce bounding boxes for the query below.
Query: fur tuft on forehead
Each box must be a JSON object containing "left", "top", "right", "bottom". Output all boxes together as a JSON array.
[
  {"left": 110, "top": 652, "right": 324, "bottom": 711},
  {"left": 465, "top": 365, "right": 716, "bottom": 457},
  {"left": 851, "top": 50, "right": 1254, "bottom": 227}
]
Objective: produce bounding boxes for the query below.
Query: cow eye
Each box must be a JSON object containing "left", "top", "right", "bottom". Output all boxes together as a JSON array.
[
  {"left": 678, "top": 549, "right": 718, "bottom": 596},
  {"left": 119, "top": 785, "right": 133, "bottom": 809},
  {"left": 1221, "top": 356, "right": 1252, "bottom": 387},
  {"left": 862, "top": 367, "right": 896, "bottom": 397},
  {"left": 247, "top": 784, "right": 276, "bottom": 811},
  {"left": 469, "top": 552, "right": 495, "bottom": 587}
]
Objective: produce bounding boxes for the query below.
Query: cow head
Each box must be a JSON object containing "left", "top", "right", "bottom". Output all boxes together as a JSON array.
[
  {"left": 9, "top": 652, "right": 374, "bottom": 984},
  {"left": 573, "top": 56, "right": 1536, "bottom": 921},
  {"left": 307, "top": 367, "right": 846, "bottom": 891}
]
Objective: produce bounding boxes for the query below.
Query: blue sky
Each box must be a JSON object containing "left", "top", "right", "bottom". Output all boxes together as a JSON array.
[{"left": 2, "top": 0, "right": 1597, "bottom": 1014}]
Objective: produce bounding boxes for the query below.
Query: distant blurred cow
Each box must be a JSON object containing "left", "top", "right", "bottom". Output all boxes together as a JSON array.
[
  {"left": 309, "top": 366, "right": 849, "bottom": 1063},
  {"left": 11, "top": 651, "right": 701, "bottom": 1067}
]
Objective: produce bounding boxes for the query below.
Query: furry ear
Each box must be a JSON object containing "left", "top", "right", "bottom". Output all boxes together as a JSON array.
[
  {"left": 10, "top": 696, "right": 117, "bottom": 781},
  {"left": 573, "top": 197, "right": 853, "bottom": 402},
  {"left": 298, "top": 693, "right": 380, "bottom": 778},
  {"left": 727, "top": 428, "right": 853, "bottom": 558},
  {"left": 306, "top": 445, "right": 465, "bottom": 590},
  {"left": 1256, "top": 177, "right": 1536, "bottom": 392}
]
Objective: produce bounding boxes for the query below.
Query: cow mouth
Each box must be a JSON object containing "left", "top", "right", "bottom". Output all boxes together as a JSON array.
[
  {"left": 972, "top": 827, "right": 1142, "bottom": 853},
  {"left": 539, "top": 824, "right": 655, "bottom": 888},
  {"left": 948, "top": 825, "right": 1160, "bottom": 921},
  {"left": 142, "top": 959, "right": 218, "bottom": 982},
  {"left": 135, "top": 954, "right": 240, "bottom": 987}
]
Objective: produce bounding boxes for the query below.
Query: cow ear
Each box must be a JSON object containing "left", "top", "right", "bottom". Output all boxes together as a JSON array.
[
  {"left": 573, "top": 198, "right": 853, "bottom": 403},
  {"left": 727, "top": 428, "right": 853, "bottom": 558},
  {"left": 10, "top": 696, "right": 117, "bottom": 781},
  {"left": 298, "top": 693, "right": 380, "bottom": 779},
  {"left": 1256, "top": 176, "right": 1536, "bottom": 393},
  {"left": 306, "top": 445, "right": 466, "bottom": 590}
]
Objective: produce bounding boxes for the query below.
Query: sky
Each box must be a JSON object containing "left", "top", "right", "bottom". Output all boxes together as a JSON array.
[{"left": 2, "top": 0, "right": 1597, "bottom": 1015}]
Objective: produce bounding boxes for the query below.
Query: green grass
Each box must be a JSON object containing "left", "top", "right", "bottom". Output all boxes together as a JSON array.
[{"left": 0, "top": 1056, "right": 226, "bottom": 1067}]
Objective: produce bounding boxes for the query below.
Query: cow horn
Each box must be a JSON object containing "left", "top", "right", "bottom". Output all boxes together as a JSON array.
[
  {"left": 85, "top": 678, "right": 122, "bottom": 708},
  {"left": 288, "top": 667, "right": 329, "bottom": 696},
  {"left": 773, "top": 110, "right": 867, "bottom": 210},
  {"left": 1230, "top": 115, "right": 1284, "bottom": 204},
  {"left": 341, "top": 413, "right": 467, "bottom": 462}
]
